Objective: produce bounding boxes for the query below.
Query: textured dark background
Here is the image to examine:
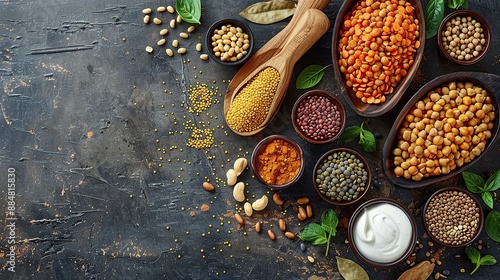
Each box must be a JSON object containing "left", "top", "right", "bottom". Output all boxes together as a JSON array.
[{"left": 0, "top": 0, "right": 499, "bottom": 279}]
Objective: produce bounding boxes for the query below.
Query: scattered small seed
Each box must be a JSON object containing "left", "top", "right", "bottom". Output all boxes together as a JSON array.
[
  {"left": 170, "top": 19, "right": 176, "bottom": 28},
  {"left": 145, "top": 46, "right": 153, "bottom": 53},
  {"left": 300, "top": 243, "right": 307, "bottom": 252},
  {"left": 434, "top": 272, "right": 440, "bottom": 279},
  {"left": 234, "top": 213, "right": 244, "bottom": 225},
  {"left": 157, "top": 6, "right": 166, "bottom": 12},
  {"left": 285, "top": 232, "right": 295, "bottom": 239},
  {"left": 153, "top": 18, "right": 162, "bottom": 25},
  {"left": 298, "top": 206, "right": 307, "bottom": 220},
  {"left": 160, "top": 29, "right": 169, "bottom": 36},
  {"left": 180, "top": 32, "right": 189, "bottom": 39},
  {"left": 442, "top": 270, "right": 450, "bottom": 276},
  {"left": 143, "top": 15, "right": 150, "bottom": 24},
  {"left": 176, "top": 15, "right": 182, "bottom": 23},
  {"left": 172, "top": 39, "right": 179, "bottom": 48},
  {"left": 142, "top": 8, "right": 152, "bottom": 14},
  {"left": 306, "top": 205, "right": 313, "bottom": 218},
  {"left": 196, "top": 43, "right": 202, "bottom": 52},
  {"left": 297, "top": 196, "right": 310, "bottom": 205},
  {"left": 460, "top": 268, "right": 465, "bottom": 273},
  {"left": 307, "top": 256, "right": 315, "bottom": 263},
  {"left": 157, "top": 39, "right": 166, "bottom": 46},
  {"left": 255, "top": 221, "right": 261, "bottom": 233},
  {"left": 279, "top": 219, "right": 286, "bottom": 232},
  {"left": 244, "top": 202, "right": 253, "bottom": 216},
  {"left": 267, "top": 229, "right": 276, "bottom": 241},
  {"left": 166, "top": 48, "right": 174, "bottom": 56},
  {"left": 166, "top": 5, "right": 174, "bottom": 13},
  {"left": 188, "top": 25, "right": 196, "bottom": 33},
  {"left": 200, "top": 54, "right": 209, "bottom": 60}
]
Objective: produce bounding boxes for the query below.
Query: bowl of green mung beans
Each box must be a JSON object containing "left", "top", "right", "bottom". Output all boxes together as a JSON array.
[{"left": 312, "top": 148, "right": 371, "bottom": 206}]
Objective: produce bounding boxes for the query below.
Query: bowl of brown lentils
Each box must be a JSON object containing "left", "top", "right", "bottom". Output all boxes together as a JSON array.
[
  {"left": 313, "top": 148, "right": 371, "bottom": 206},
  {"left": 438, "top": 10, "right": 490, "bottom": 65},
  {"left": 205, "top": 18, "right": 253, "bottom": 66},
  {"left": 292, "top": 90, "right": 346, "bottom": 144},
  {"left": 423, "top": 187, "right": 483, "bottom": 247}
]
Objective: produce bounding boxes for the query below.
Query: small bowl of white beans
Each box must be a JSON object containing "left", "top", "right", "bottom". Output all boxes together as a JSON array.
[
  {"left": 205, "top": 18, "right": 253, "bottom": 66},
  {"left": 437, "top": 10, "right": 490, "bottom": 65}
]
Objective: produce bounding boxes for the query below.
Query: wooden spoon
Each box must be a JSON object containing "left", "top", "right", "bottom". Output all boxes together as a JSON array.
[{"left": 224, "top": 8, "right": 330, "bottom": 136}]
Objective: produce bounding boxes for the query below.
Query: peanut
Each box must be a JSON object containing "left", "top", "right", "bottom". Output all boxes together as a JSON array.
[
  {"left": 200, "top": 54, "right": 209, "bottom": 60},
  {"left": 233, "top": 158, "right": 247, "bottom": 176},
  {"left": 157, "top": 6, "right": 166, "bottom": 12},
  {"left": 226, "top": 169, "right": 237, "bottom": 186},
  {"left": 252, "top": 195, "right": 268, "bottom": 211},
  {"left": 306, "top": 205, "right": 313, "bottom": 218},
  {"left": 202, "top": 182, "right": 214, "bottom": 192},
  {"left": 142, "top": 8, "right": 152, "bottom": 14},
  {"left": 233, "top": 182, "right": 245, "bottom": 202},
  {"left": 285, "top": 232, "right": 295, "bottom": 239},
  {"left": 177, "top": 48, "right": 187, "bottom": 54},
  {"left": 160, "top": 29, "right": 168, "bottom": 36},
  {"left": 279, "top": 219, "right": 286, "bottom": 232},
  {"left": 298, "top": 206, "right": 307, "bottom": 220},
  {"left": 153, "top": 18, "right": 161, "bottom": 25},
  {"left": 234, "top": 213, "right": 244, "bottom": 225},
  {"left": 166, "top": 6, "right": 174, "bottom": 13},
  {"left": 143, "top": 15, "right": 150, "bottom": 24},
  {"left": 267, "top": 229, "right": 276, "bottom": 241},
  {"left": 297, "top": 196, "right": 309, "bottom": 205},
  {"left": 179, "top": 32, "right": 189, "bottom": 39},
  {"left": 272, "top": 193, "right": 284, "bottom": 206},
  {"left": 166, "top": 48, "right": 173, "bottom": 56}
]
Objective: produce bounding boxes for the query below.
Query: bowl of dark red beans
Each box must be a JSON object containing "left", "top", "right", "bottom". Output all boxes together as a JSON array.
[{"left": 292, "top": 90, "right": 346, "bottom": 144}]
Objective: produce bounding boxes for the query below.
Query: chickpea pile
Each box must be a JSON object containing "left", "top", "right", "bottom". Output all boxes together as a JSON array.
[
  {"left": 441, "top": 15, "right": 486, "bottom": 61},
  {"left": 393, "top": 81, "right": 495, "bottom": 181},
  {"left": 338, "top": 0, "right": 420, "bottom": 104}
]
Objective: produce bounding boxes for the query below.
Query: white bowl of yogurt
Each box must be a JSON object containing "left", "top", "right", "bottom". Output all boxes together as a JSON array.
[{"left": 348, "top": 198, "right": 417, "bottom": 267}]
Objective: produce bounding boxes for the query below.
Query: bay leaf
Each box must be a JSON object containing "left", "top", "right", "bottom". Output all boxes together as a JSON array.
[
  {"left": 336, "top": 257, "right": 369, "bottom": 280},
  {"left": 240, "top": 1, "right": 296, "bottom": 25},
  {"left": 397, "top": 260, "right": 435, "bottom": 280}
]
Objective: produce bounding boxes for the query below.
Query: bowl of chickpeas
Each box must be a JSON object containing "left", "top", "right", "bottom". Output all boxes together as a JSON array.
[
  {"left": 437, "top": 10, "right": 490, "bottom": 65},
  {"left": 382, "top": 72, "right": 499, "bottom": 189},
  {"left": 332, "top": 0, "right": 426, "bottom": 117},
  {"left": 205, "top": 18, "right": 253, "bottom": 66}
]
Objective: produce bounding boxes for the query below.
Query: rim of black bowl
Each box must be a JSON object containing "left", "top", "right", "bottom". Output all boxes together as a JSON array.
[
  {"left": 205, "top": 18, "right": 253, "bottom": 66},
  {"left": 312, "top": 148, "right": 371, "bottom": 206},
  {"left": 348, "top": 198, "right": 417, "bottom": 268},
  {"left": 437, "top": 10, "right": 491, "bottom": 65},
  {"left": 292, "top": 90, "right": 346, "bottom": 144},
  {"left": 251, "top": 135, "right": 304, "bottom": 189},
  {"left": 382, "top": 72, "right": 500, "bottom": 189},
  {"left": 422, "top": 187, "right": 484, "bottom": 248}
]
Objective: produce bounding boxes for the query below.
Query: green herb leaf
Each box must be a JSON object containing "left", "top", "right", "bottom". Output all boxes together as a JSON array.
[
  {"left": 466, "top": 246, "right": 497, "bottom": 275},
  {"left": 485, "top": 169, "right": 500, "bottom": 192},
  {"left": 339, "top": 126, "right": 362, "bottom": 143},
  {"left": 446, "top": 0, "right": 468, "bottom": 9},
  {"left": 480, "top": 255, "right": 498, "bottom": 266},
  {"left": 462, "top": 172, "right": 485, "bottom": 193},
  {"left": 482, "top": 192, "right": 494, "bottom": 209},
  {"left": 466, "top": 246, "right": 481, "bottom": 264},
  {"left": 359, "top": 128, "right": 376, "bottom": 152},
  {"left": 424, "top": 0, "right": 445, "bottom": 39},
  {"left": 176, "top": 0, "right": 201, "bottom": 24},
  {"left": 321, "top": 209, "right": 338, "bottom": 236},
  {"left": 299, "top": 223, "right": 327, "bottom": 245},
  {"left": 295, "top": 64, "right": 331, "bottom": 89},
  {"left": 485, "top": 210, "right": 500, "bottom": 242},
  {"left": 240, "top": 0, "right": 296, "bottom": 25}
]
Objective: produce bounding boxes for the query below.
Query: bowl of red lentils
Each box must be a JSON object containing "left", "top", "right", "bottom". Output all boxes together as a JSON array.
[
  {"left": 313, "top": 148, "right": 371, "bottom": 206},
  {"left": 423, "top": 187, "right": 483, "bottom": 247},
  {"left": 250, "top": 135, "right": 305, "bottom": 189},
  {"left": 332, "top": 0, "right": 426, "bottom": 117},
  {"left": 292, "top": 90, "right": 346, "bottom": 144},
  {"left": 205, "top": 18, "right": 253, "bottom": 66},
  {"left": 383, "top": 72, "right": 499, "bottom": 189},
  {"left": 437, "top": 10, "right": 490, "bottom": 65}
]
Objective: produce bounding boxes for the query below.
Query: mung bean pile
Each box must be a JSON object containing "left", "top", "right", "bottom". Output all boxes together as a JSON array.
[
  {"left": 315, "top": 151, "right": 368, "bottom": 202},
  {"left": 440, "top": 15, "right": 486, "bottom": 62},
  {"left": 392, "top": 81, "right": 495, "bottom": 181},
  {"left": 337, "top": 0, "right": 421, "bottom": 104},
  {"left": 226, "top": 67, "right": 280, "bottom": 132},
  {"left": 424, "top": 189, "right": 481, "bottom": 246}
]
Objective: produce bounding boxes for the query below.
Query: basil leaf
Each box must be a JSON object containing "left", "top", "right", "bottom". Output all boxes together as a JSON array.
[
  {"left": 485, "top": 169, "right": 500, "bottom": 192},
  {"left": 296, "top": 64, "right": 331, "bottom": 89},
  {"left": 465, "top": 246, "right": 481, "bottom": 264},
  {"left": 462, "top": 172, "right": 485, "bottom": 193},
  {"left": 240, "top": 0, "right": 296, "bottom": 25},
  {"left": 479, "top": 255, "right": 497, "bottom": 266},
  {"left": 359, "top": 129, "right": 376, "bottom": 152},
  {"left": 424, "top": 0, "right": 445, "bottom": 39},
  {"left": 321, "top": 209, "right": 338, "bottom": 236},
  {"left": 482, "top": 192, "right": 494, "bottom": 209},
  {"left": 299, "top": 223, "right": 327, "bottom": 245},
  {"left": 339, "top": 126, "right": 362, "bottom": 143},
  {"left": 485, "top": 210, "right": 500, "bottom": 242},
  {"left": 176, "top": 0, "right": 201, "bottom": 24}
]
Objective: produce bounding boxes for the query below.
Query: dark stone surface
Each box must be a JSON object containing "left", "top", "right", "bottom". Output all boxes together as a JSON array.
[{"left": 1, "top": 0, "right": 499, "bottom": 279}]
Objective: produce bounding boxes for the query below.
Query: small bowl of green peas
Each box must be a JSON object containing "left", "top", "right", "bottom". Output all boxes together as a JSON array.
[{"left": 312, "top": 148, "right": 371, "bottom": 206}]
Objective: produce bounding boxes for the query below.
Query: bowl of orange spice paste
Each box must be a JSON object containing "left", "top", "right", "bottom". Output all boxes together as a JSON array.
[
  {"left": 332, "top": 0, "right": 425, "bottom": 117},
  {"left": 251, "top": 135, "right": 305, "bottom": 189}
]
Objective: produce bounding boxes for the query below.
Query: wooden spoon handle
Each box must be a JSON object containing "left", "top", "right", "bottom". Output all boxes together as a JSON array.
[{"left": 277, "top": 9, "right": 330, "bottom": 65}]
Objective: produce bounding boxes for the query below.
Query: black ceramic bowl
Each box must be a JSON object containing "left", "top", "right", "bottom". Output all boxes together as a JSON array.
[
  {"left": 437, "top": 10, "right": 490, "bottom": 65},
  {"left": 383, "top": 72, "right": 500, "bottom": 189},
  {"left": 423, "top": 187, "right": 483, "bottom": 248},
  {"left": 251, "top": 135, "right": 304, "bottom": 189},
  {"left": 292, "top": 90, "right": 346, "bottom": 144},
  {"left": 205, "top": 18, "right": 253, "bottom": 66},
  {"left": 348, "top": 198, "right": 417, "bottom": 268},
  {"left": 312, "top": 148, "right": 371, "bottom": 206}
]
